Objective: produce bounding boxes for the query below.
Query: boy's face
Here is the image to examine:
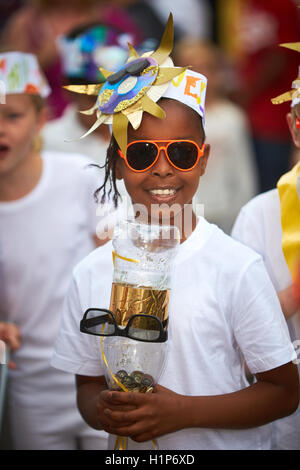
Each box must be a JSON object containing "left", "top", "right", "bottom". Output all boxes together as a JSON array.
[
  {"left": 116, "top": 99, "right": 210, "bottom": 223},
  {"left": 0, "top": 94, "right": 46, "bottom": 177}
]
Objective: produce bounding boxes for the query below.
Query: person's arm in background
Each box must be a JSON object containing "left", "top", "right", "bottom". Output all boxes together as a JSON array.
[
  {"left": 0, "top": 322, "right": 21, "bottom": 369},
  {"left": 278, "top": 286, "right": 300, "bottom": 320}
]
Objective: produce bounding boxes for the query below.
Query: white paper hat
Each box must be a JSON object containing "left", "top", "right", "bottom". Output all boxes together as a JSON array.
[
  {"left": 0, "top": 51, "right": 51, "bottom": 98},
  {"left": 162, "top": 69, "right": 207, "bottom": 123}
]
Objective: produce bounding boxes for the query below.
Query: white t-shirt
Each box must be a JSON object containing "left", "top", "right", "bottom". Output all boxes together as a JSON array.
[
  {"left": 231, "top": 189, "right": 300, "bottom": 450},
  {"left": 42, "top": 105, "right": 108, "bottom": 166},
  {"left": 52, "top": 217, "right": 296, "bottom": 450},
  {"left": 0, "top": 151, "right": 106, "bottom": 407},
  {"left": 194, "top": 101, "right": 257, "bottom": 233}
]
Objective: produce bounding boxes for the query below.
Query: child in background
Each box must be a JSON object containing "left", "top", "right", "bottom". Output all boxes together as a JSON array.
[
  {"left": 51, "top": 17, "right": 298, "bottom": 450},
  {"left": 232, "top": 59, "right": 300, "bottom": 449},
  {"left": 0, "top": 0, "right": 144, "bottom": 119},
  {"left": 293, "top": 262, "right": 300, "bottom": 309},
  {"left": 42, "top": 22, "right": 141, "bottom": 211},
  {"left": 0, "top": 51, "right": 109, "bottom": 449},
  {"left": 174, "top": 39, "right": 257, "bottom": 233}
]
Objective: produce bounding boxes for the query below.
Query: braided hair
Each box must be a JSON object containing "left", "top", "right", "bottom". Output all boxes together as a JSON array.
[{"left": 93, "top": 135, "right": 121, "bottom": 208}]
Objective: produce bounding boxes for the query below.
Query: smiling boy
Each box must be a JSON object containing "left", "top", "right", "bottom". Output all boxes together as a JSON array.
[{"left": 51, "top": 16, "right": 299, "bottom": 450}]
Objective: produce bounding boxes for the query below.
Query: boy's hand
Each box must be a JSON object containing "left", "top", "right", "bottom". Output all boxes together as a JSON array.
[
  {"left": 96, "top": 387, "right": 137, "bottom": 432},
  {"left": 278, "top": 285, "right": 300, "bottom": 319},
  {"left": 99, "top": 385, "right": 185, "bottom": 442},
  {"left": 0, "top": 322, "right": 21, "bottom": 369}
]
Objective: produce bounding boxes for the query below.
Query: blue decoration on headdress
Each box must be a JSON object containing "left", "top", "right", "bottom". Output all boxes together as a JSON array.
[{"left": 97, "top": 56, "right": 159, "bottom": 114}]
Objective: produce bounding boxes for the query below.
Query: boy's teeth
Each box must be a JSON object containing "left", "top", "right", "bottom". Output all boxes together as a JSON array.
[{"left": 150, "top": 189, "right": 176, "bottom": 195}]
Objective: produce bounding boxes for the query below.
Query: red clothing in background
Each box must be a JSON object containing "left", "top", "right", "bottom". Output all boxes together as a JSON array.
[{"left": 237, "top": 0, "right": 300, "bottom": 139}]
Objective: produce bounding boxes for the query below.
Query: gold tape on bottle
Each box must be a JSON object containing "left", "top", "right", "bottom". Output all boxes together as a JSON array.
[{"left": 109, "top": 283, "right": 170, "bottom": 328}]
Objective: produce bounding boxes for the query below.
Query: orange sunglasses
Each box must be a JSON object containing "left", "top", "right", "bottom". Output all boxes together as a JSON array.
[{"left": 118, "top": 139, "right": 206, "bottom": 173}]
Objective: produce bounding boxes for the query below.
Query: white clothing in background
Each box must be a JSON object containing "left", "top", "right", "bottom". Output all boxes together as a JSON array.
[
  {"left": 232, "top": 189, "right": 300, "bottom": 450},
  {"left": 52, "top": 217, "right": 295, "bottom": 450},
  {"left": 42, "top": 105, "right": 108, "bottom": 166},
  {"left": 146, "top": 0, "right": 212, "bottom": 39},
  {"left": 194, "top": 101, "right": 257, "bottom": 233},
  {"left": 42, "top": 104, "right": 129, "bottom": 202},
  {"left": 0, "top": 151, "right": 108, "bottom": 449}
]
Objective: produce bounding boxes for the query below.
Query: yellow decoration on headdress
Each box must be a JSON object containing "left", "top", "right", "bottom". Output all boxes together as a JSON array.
[
  {"left": 99, "top": 67, "right": 113, "bottom": 80},
  {"left": 63, "top": 83, "right": 103, "bottom": 96},
  {"left": 271, "top": 42, "right": 300, "bottom": 106},
  {"left": 277, "top": 162, "right": 300, "bottom": 280},
  {"left": 63, "top": 13, "right": 186, "bottom": 156},
  {"left": 280, "top": 43, "right": 300, "bottom": 53},
  {"left": 127, "top": 43, "right": 139, "bottom": 61},
  {"left": 79, "top": 102, "right": 98, "bottom": 115},
  {"left": 79, "top": 113, "right": 107, "bottom": 139},
  {"left": 271, "top": 90, "right": 295, "bottom": 105},
  {"left": 150, "top": 13, "right": 174, "bottom": 65}
]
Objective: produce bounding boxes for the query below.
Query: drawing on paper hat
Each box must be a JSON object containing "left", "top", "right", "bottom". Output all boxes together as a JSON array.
[{"left": 0, "top": 51, "right": 51, "bottom": 98}]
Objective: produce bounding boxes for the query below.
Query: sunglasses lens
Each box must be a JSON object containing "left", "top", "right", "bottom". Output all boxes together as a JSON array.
[
  {"left": 168, "top": 141, "right": 199, "bottom": 169},
  {"left": 128, "top": 315, "right": 161, "bottom": 341},
  {"left": 83, "top": 309, "right": 115, "bottom": 336},
  {"left": 127, "top": 142, "right": 157, "bottom": 171}
]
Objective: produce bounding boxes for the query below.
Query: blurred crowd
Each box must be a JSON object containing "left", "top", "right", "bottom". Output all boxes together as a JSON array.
[{"left": 0, "top": 0, "right": 300, "bottom": 451}]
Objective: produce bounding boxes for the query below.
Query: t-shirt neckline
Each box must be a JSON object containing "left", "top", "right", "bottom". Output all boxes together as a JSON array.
[{"left": 175, "top": 216, "right": 215, "bottom": 261}]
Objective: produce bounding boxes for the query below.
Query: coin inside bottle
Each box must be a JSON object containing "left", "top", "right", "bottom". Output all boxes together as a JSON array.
[{"left": 110, "top": 369, "right": 155, "bottom": 392}]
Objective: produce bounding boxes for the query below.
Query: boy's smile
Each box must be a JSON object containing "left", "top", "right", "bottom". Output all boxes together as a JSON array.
[
  {"left": 116, "top": 98, "right": 210, "bottom": 225},
  {"left": 146, "top": 185, "right": 182, "bottom": 204}
]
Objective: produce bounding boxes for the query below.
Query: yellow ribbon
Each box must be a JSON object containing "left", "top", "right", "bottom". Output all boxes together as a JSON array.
[
  {"left": 114, "top": 435, "right": 128, "bottom": 450},
  {"left": 277, "top": 162, "right": 300, "bottom": 280},
  {"left": 112, "top": 251, "right": 140, "bottom": 267}
]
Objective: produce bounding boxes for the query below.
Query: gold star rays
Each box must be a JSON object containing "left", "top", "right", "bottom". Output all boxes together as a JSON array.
[
  {"left": 64, "top": 14, "right": 186, "bottom": 156},
  {"left": 271, "top": 42, "right": 300, "bottom": 106}
]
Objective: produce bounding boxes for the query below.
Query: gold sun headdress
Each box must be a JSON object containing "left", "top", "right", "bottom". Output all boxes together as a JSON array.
[
  {"left": 271, "top": 42, "right": 300, "bottom": 108},
  {"left": 64, "top": 14, "right": 186, "bottom": 156}
]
